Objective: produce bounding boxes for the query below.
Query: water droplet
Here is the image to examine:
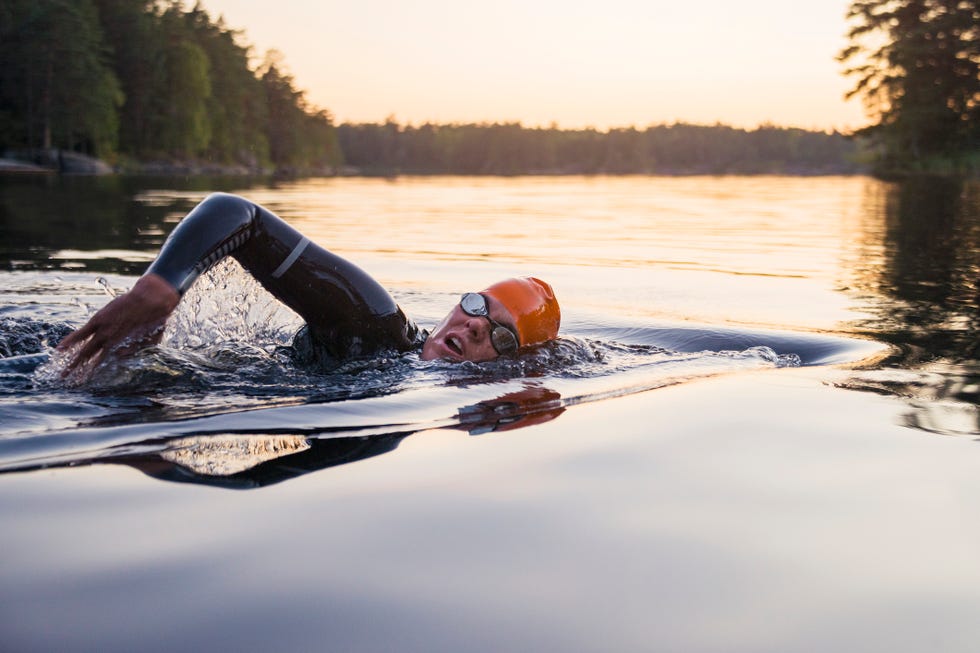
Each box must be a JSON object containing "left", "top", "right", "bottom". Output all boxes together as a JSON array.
[{"left": 96, "top": 276, "right": 119, "bottom": 298}]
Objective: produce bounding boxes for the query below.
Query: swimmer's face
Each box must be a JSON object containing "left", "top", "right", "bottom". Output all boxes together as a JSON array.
[{"left": 421, "top": 294, "right": 517, "bottom": 362}]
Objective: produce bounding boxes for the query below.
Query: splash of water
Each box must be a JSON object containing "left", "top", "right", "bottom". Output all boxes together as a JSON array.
[{"left": 13, "top": 258, "right": 810, "bottom": 436}]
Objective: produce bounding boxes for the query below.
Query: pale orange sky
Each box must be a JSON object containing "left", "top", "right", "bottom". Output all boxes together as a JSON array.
[{"left": 199, "top": 0, "right": 868, "bottom": 131}]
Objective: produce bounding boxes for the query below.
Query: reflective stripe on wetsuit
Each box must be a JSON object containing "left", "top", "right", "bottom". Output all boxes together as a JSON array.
[{"left": 147, "top": 193, "right": 423, "bottom": 365}]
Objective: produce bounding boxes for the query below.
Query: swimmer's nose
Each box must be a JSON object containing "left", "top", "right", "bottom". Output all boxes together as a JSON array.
[{"left": 464, "top": 316, "right": 488, "bottom": 340}]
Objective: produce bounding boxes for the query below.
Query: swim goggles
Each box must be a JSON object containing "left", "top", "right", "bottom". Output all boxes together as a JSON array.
[{"left": 460, "top": 292, "right": 520, "bottom": 355}]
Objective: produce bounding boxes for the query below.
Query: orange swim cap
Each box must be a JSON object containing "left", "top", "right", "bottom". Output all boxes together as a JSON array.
[{"left": 482, "top": 277, "right": 560, "bottom": 347}]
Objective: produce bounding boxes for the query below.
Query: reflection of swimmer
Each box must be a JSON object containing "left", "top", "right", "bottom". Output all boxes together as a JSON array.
[
  {"left": 458, "top": 385, "right": 565, "bottom": 435},
  {"left": 54, "top": 385, "right": 566, "bottom": 489},
  {"left": 131, "top": 433, "right": 411, "bottom": 489},
  {"left": 57, "top": 193, "right": 560, "bottom": 377}
]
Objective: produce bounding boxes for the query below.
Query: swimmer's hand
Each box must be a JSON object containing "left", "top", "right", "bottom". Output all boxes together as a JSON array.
[{"left": 57, "top": 273, "right": 180, "bottom": 376}]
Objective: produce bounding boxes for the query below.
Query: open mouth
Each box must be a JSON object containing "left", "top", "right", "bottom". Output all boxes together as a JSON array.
[{"left": 446, "top": 335, "right": 463, "bottom": 356}]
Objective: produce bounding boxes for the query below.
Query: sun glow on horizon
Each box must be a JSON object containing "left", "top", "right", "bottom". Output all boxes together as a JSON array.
[{"left": 200, "top": 0, "right": 867, "bottom": 132}]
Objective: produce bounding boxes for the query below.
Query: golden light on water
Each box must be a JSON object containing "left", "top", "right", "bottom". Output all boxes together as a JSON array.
[{"left": 143, "top": 175, "right": 878, "bottom": 331}]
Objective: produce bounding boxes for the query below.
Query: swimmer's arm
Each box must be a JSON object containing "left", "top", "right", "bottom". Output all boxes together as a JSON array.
[
  {"left": 144, "top": 191, "right": 404, "bottom": 336},
  {"left": 146, "top": 192, "right": 257, "bottom": 295},
  {"left": 59, "top": 192, "right": 411, "bottom": 372},
  {"left": 57, "top": 192, "right": 252, "bottom": 373},
  {"left": 57, "top": 273, "right": 179, "bottom": 374}
]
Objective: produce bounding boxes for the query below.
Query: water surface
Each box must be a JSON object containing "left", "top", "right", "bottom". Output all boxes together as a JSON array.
[{"left": 0, "top": 174, "right": 977, "bottom": 652}]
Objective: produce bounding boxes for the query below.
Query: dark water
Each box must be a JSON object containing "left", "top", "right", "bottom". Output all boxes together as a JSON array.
[{"left": 0, "top": 174, "right": 978, "bottom": 652}]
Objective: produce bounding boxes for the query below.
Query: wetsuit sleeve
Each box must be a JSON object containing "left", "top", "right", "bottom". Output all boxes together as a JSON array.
[{"left": 147, "top": 193, "right": 421, "bottom": 360}]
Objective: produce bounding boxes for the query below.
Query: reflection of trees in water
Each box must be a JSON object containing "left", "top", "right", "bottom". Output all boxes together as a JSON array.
[
  {"left": 885, "top": 179, "right": 978, "bottom": 322},
  {"left": 0, "top": 176, "right": 260, "bottom": 273},
  {"left": 858, "top": 177, "right": 979, "bottom": 364},
  {"left": 841, "top": 368, "right": 979, "bottom": 438},
  {"left": 845, "top": 177, "right": 978, "bottom": 437}
]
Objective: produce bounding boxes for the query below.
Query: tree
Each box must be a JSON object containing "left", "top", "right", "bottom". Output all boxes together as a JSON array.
[
  {"left": 260, "top": 52, "right": 341, "bottom": 171},
  {"left": 839, "top": 0, "right": 980, "bottom": 171},
  {"left": 2, "top": 0, "right": 341, "bottom": 171},
  {"left": 181, "top": 3, "right": 269, "bottom": 166},
  {"left": 155, "top": 5, "right": 212, "bottom": 158},
  {"left": 334, "top": 121, "right": 858, "bottom": 175},
  {"left": 91, "top": 0, "right": 165, "bottom": 156},
  {"left": 0, "top": 0, "right": 122, "bottom": 155}
]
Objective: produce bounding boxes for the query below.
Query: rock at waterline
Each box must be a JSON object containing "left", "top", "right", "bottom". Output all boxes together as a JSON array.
[{"left": 1, "top": 149, "right": 113, "bottom": 175}]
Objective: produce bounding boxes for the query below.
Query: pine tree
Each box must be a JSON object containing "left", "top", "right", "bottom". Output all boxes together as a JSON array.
[
  {"left": 0, "top": 0, "right": 122, "bottom": 155},
  {"left": 839, "top": 0, "right": 980, "bottom": 171}
]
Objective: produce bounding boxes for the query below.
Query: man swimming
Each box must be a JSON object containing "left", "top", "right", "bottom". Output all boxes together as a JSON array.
[{"left": 58, "top": 193, "right": 561, "bottom": 374}]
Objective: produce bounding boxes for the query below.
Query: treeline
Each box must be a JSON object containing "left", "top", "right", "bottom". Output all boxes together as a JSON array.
[
  {"left": 336, "top": 121, "right": 862, "bottom": 175},
  {"left": 0, "top": 1, "right": 866, "bottom": 176},
  {"left": 0, "top": 0, "right": 341, "bottom": 172}
]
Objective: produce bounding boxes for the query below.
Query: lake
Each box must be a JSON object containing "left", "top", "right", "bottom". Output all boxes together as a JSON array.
[{"left": 1, "top": 174, "right": 978, "bottom": 652}]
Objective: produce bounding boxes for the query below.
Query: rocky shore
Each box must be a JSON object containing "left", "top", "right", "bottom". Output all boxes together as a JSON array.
[
  {"left": 1, "top": 149, "right": 114, "bottom": 175},
  {"left": 0, "top": 150, "right": 351, "bottom": 177},
  {"left": 0, "top": 149, "right": 276, "bottom": 177}
]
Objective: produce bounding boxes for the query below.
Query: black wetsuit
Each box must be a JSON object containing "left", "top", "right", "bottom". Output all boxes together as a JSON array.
[{"left": 147, "top": 193, "right": 425, "bottom": 367}]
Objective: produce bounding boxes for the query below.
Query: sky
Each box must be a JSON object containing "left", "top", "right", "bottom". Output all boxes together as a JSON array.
[{"left": 197, "top": 0, "right": 868, "bottom": 132}]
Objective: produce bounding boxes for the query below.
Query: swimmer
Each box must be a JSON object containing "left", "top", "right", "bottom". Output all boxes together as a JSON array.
[{"left": 57, "top": 193, "right": 561, "bottom": 374}]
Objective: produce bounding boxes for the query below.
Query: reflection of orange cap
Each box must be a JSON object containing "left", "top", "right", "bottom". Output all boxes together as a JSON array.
[
  {"left": 458, "top": 386, "right": 565, "bottom": 434},
  {"left": 482, "top": 277, "right": 560, "bottom": 347}
]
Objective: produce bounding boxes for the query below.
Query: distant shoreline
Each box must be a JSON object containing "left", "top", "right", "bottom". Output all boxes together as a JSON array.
[
  {"left": 0, "top": 152, "right": 866, "bottom": 179},
  {"left": 7, "top": 149, "right": 974, "bottom": 180}
]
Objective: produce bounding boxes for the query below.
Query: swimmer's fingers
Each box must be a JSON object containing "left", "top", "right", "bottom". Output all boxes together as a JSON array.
[
  {"left": 60, "top": 317, "right": 115, "bottom": 375},
  {"left": 60, "top": 314, "right": 161, "bottom": 376},
  {"left": 57, "top": 274, "right": 179, "bottom": 377},
  {"left": 57, "top": 320, "right": 96, "bottom": 352}
]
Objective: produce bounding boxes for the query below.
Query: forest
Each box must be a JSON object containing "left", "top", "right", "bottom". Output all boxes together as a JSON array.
[
  {"left": 0, "top": 0, "right": 342, "bottom": 172},
  {"left": 0, "top": 0, "right": 863, "bottom": 175},
  {"left": 2, "top": 0, "right": 976, "bottom": 176},
  {"left": 840, "top": 0, "right": 979, "bottom": 175},
  {"left": 336, "top": 121, "right": 860, "bottom": 175}
]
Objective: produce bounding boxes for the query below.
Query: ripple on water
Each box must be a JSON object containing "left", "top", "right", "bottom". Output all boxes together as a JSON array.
[{"left": 0, "top": 262, "right": 892, "bottom": 477}]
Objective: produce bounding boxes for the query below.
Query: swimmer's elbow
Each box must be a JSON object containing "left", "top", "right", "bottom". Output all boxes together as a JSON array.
[{"left": 198, "top": 192, "right": 256, "bottom": 214}]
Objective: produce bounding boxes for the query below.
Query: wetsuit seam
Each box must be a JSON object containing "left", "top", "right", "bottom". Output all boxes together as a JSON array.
[{"left": 191, "top": 223, "right": 253, "bottom": 285}]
